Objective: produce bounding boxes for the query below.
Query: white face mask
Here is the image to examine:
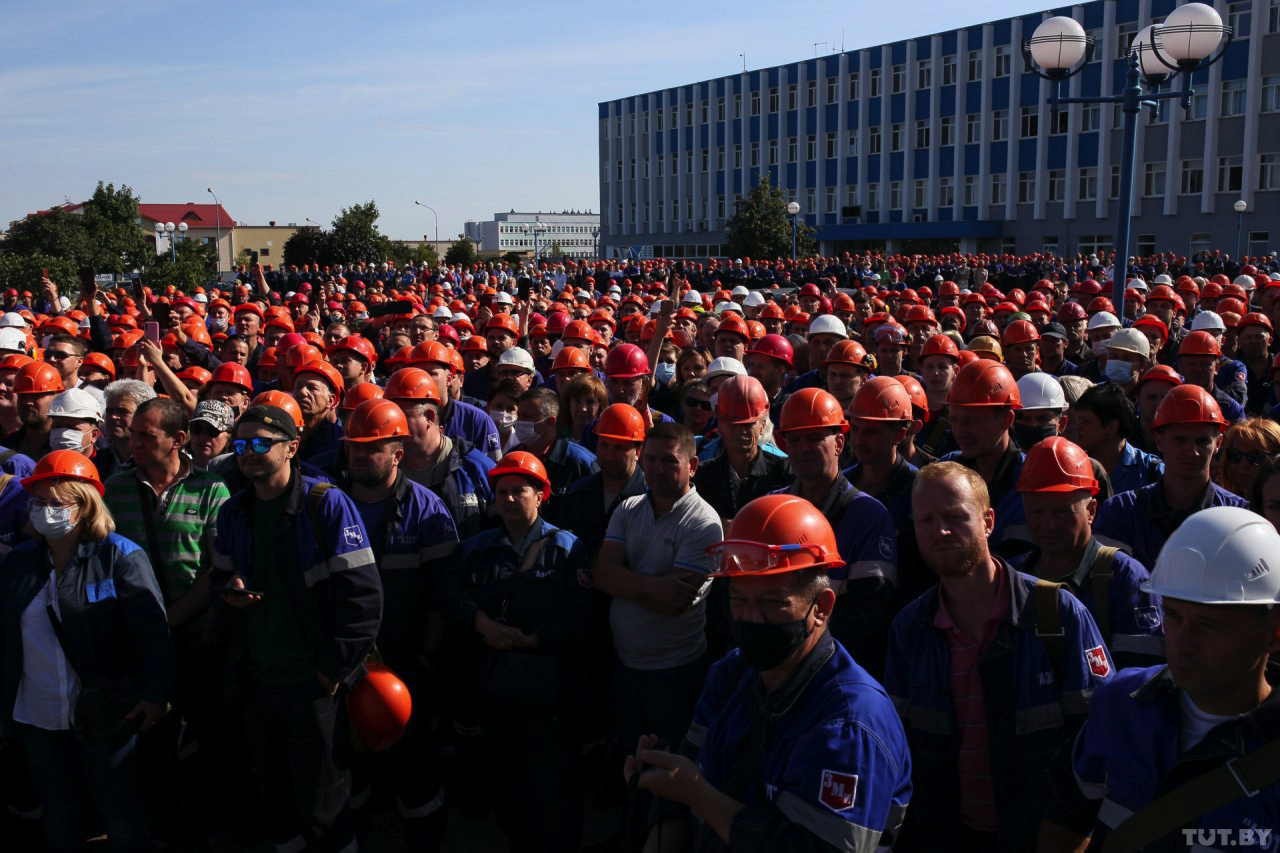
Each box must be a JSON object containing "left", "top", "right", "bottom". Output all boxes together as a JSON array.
[
  {"left": 511, "top": 418, "right": 544, "bottom": 446},
  {"left": 31, "top": 504, "right": 75, "bottom": 540},
  {"left": 490, "top": 410, "right": 517, "bottom": 429},
  {"left": 49, "top": 427, "right": 88, "bottom": 452}
]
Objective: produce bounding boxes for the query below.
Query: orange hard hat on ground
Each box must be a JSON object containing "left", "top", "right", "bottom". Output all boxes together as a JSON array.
[
  {"left": 706, "top": 494, "right": 842, "bottom": 577},
  {"left": 346, "top": 663, "right": 412, "bottom": 752}
]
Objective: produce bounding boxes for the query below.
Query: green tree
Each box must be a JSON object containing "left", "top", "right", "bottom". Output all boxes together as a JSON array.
[
  {"left": 386, "top": 240, "right": 438, "bottom": 268},
  {"left": 282, "top": 227, "right": 332, "bottom": 268},
  {"left": 79, "top": 182, "right": 148, "bottom": 273},
  {"left": 723, "top": 174, "right": 816, "bottom": 261},
  {"left": 444, "top": 239, "right": 478, "bottom": 267},
  {"left": 140, "top": 238, "right": 217, "bottom": 293},
  {"left": 328, "top": 201, "right": 391, "bottom": 265}
]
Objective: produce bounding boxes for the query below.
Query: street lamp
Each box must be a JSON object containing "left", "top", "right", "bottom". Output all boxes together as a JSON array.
[
  {"left": 786, "top": 202, "right": 801, "bottom": 261},
  {"left": 592, "top": 226, "right": 600, "bottom": 260},
  {"left": 207, "top": 188, "right": 223, "bottom": 273},
  {"left": 1234, "top": 200, "right": 1247, "bottom": 259},
  {"left": 1023, "top": 5, "right": 1230, "bottom": 309},
  {"left": 414, "top": 201, "right": 439, "bottom": 258},
  {"left": 530, "top": 222, "right": 548, "bottom": 263},
  {"left": 154, "top": 221, "right": 186, "bottom": 262}
]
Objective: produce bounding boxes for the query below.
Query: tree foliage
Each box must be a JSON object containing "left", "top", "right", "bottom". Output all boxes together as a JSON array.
[
  {"left": 282, "top": 227, "right": 331, "bottom": 268},
  {"left": 281, "top": 201, "right": 395, "bottom": 268},
  {"left": 139, "top": 238, "right": 218, "bottom": 293},
  {"left": 386, "top": 240, "right": 438, "bottom": 268},
  {"left": 444, "top": 239, "right": 478, "bottom": 267},
  {"left": 723, "top": 174, "right": 817, "bottom": 261}
]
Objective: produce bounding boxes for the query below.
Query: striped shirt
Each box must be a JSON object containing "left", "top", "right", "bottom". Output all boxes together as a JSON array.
[
  {"left": 933, "top": 563, "right": 1012, "bottom": 833},
  {"left": 104, "top": 456, "right": 230, "bottom": 602}
]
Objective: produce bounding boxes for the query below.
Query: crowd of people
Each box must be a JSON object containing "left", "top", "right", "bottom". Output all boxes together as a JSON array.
[{"left": 0, "top": 247, "right": 1278, "bottom": 852}]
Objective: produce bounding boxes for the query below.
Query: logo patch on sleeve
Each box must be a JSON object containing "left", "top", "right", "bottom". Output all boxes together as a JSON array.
[
  {"left": 819, "top": 769, "right": 858, "bottom": 812},
  {"left": 342, "top": 525, "right": 364, "bottom": 547},
  {"left": 879, "top": 536, "right": 894, "bottom": 560},
  {"left": 1085, "top": 645, "right": 1111, "bottom": 678}
]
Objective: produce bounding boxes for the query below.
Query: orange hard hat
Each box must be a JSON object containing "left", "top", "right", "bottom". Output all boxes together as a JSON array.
[
  {"left": 947, "top": 359, "right": 1022, "bottom": 409},
  {"left": 487, "top": 451, "right": 552, "bottom": 501},
  {"left": 383, "top": 368, "right": 442, "bottom": 405},
  {"left": 1151, "top": 384, "right": 1227, "bottom": 432},
  {"left": 343, "top": 399, "right": 410, "bottom": 442},
  {"left": 1177, "top": 330, "right": 1222, "bottom": 358},
  {"left": 822, "top": 339, "right": 870, "bottom": 368},
  {"left": 21, "top": 449, "right": 104, "bottom": 496},
  {"left": 551, "top": 346, "right": 590, "bottom": 374},
  {"left": 714, "top": 375, "right": 768, "bottom": 424},
  {"left": 849, "top": 376, "right": 913, "bottom": 422},
  {"left": 14, "top": 361, "right": 64, "bottom": 395},
  {"left": 80, "top": 351, "right": 116, "bottom": 380},
  {"left": 282, "top": 343, "right": 322, "bottom": 369},
  {"left": 894, "top": 375, "right": 929, "bottom": 420},
  {"left": 328, "top": 335, "right": 378, "bottom": 365},
  {"left": 777, "top": 388, "right": 848, "bottom": 434},
  {"left": 1001, "top": 319, "right": 1040, "bottom": 347},
  {"left": 346, "top": 663, "right": 412, "bottom": 752},
  {"left": 706, "top": 494, "right": 842, "bottom": 577},
  {"left": 340, "top": 382, "right": 386, "bottom": 412},
  {"left": 407, "top": 341, "right": 454, "bottom": 371},
  {"left": 1017, "top": 436, "right": 1099, "bottom": 495},
  {"left": 250, "top": 390, "right": 304, "bottom": 429},
  {"left": 485, "top": 313, "right": 521, "bottom": 337},
  {"left": 293, "top": 359, "right": 344, "bottom": 397},
  {"left": 920, "top": 334, "right": 961, "bottom": 361},
  {"left": 593, "top": 403, "right": 647, "bottom": 443},
  {"left": 210, "top": 362, "right": 254, "bottom": 393},
  {"left": 1137, "top": 364, "right": 1183, "bottom": 390}
]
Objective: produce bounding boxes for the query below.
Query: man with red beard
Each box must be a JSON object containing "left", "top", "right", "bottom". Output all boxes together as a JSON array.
[{"left": 883, "top": 462, "right": 1112, "bottom": 851}]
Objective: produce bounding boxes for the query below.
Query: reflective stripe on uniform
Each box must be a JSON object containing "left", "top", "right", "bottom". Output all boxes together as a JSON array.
[
  {"left": 776, "top": 790, "right": 882, "bottom": 852},
  {"left": 846, "top": 560, "right": 897, "bottom": 584},
  {"left": 1014, "top": 702, "right": 1065, "bottom": 736}
]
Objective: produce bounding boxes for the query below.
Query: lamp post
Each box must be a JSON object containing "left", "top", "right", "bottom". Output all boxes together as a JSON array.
[
  {"left": 592, "top": 226, "right": 600, "bottom": 260},
  {"left": 414, "top": 201, "right": 439, "bottom": 258},
  {"left": 1234, "top": 199, "right": 1247, "bottom": 260},
  {"left": 1022, "top": 5, "right": 1230, "bottom": 309},
  {"left": 207, "top": 188, "right": 223, "bottom": 273},
  {"left": 531, "top": 222, "right": 548, "bottom": 263},
  {"left": 786, "top": 202, "right": 801, "bottom": 261},
  {"left": 154, "top": 221, "right": 187, "bottom": 262}
]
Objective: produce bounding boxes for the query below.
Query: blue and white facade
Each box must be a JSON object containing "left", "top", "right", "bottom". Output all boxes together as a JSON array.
[{"left": 598, "top": 0, "right": 1280, "bottom": 259}]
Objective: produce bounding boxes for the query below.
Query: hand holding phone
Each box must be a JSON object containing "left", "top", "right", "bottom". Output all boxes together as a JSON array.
[{"left": 143, "top": 321, "right": 160, "bottom": 345}]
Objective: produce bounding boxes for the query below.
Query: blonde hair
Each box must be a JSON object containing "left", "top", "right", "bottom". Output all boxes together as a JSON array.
[
  {"left": 1217, "top": 417, "right": 1280, "bottom": 494},
  {"left": 54, "top": 480, "right": 115, "bottom": 541},
  {"left": 913, "top": 460, "right": 992, "bottom": 512}
]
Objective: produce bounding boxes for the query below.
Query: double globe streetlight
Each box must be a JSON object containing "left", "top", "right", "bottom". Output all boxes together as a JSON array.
[
  {"left": 1023, "top": 3, "right": 1231, "bottom": 308},
  {"left": 154, "top": 221, "right": 188, "bottom": 262}
]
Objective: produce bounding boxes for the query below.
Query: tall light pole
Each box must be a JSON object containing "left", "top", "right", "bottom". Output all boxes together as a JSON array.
[
  {"left": 1023, "top": 6, "right": 1229, "bottom": 309},
  {"left": 786, "top": 202, "right": 800, "bottom": 261},
  {"left": 592, "top": 226, "right": 600, "bottom": 260},
  {"left": 1234, "top": 199, "right": 1247, "bottom": 260},
  {"left": 531, "top": 222, "right": 548, "bottom": 264},
  {"left": 207, "top": 188, "right": 223, "bottom": 273},
  {"left": 414, "top": 201, "right": 439, "bottom": 258}
]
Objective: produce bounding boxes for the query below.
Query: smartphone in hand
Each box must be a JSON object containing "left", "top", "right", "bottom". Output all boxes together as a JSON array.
[{"left": 143, "top": 322, "right": 160, "bottom": 345}]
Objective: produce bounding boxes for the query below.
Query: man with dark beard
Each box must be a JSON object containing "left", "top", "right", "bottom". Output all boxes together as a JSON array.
[{"left": 882, "top": 462, "right": 1113, "bottom": 852}]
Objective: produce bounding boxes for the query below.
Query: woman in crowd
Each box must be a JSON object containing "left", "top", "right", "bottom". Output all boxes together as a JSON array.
[
  {"left": 559, "top": 373, "right": 607, "bottom": 444},
  {"left": 1217, "top": 417, "right": 1280, "bottom": 500},
  {"left": 186, "top": 400, "right": 234, "bottom": 468}
]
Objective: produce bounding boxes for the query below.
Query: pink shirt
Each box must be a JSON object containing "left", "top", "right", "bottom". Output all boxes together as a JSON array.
[{"left": 933, "top": 562, "right": 1012, "bottom": 833}]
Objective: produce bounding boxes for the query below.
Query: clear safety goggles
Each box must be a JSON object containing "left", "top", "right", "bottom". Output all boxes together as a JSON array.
[{"left": 705, "top": 540, "right": 831, "bottom": 576}]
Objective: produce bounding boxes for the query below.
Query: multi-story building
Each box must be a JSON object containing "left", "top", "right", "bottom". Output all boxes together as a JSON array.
[
  {"left": 598, "top": 0, "right": 1280, "bottom": 260},
  {"left": 464, "top": 210, "right": 601, "bottom": 259}
]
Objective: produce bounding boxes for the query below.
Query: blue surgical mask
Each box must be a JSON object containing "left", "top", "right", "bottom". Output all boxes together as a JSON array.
[
  {"left": 1104, "top": 359, "right": 1136, "bottom": 384},
  {"left": 654, "top": 362, "right": 676, "bottom": 385}
]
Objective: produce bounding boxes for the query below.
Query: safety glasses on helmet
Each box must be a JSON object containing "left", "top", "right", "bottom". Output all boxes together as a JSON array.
[{"left": 705, "top": 540, "right": 832, "bottom": 575}]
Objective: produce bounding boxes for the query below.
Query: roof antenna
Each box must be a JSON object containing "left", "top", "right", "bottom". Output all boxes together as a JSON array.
[{"left": 739, "top": 53, "right": 746, "bottom": 72}]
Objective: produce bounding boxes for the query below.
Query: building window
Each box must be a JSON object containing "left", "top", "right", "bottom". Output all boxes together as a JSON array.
[
  {"left": 1018, "top": 171, "right": 1035, "bottom": 203},
  {"left": 717, "top": 97, "right": 725, "bottom": 121},
  {"left": 808, "top": 80, "right": 817, "bottom": 107},
  {"left": 645, "top": 157, "right": 651, "bottom": 178},
  {"left": 940, "top": 115, "right": 955, "bottom": 146},
  {"left": 686, "top": 151, "right": 693, "bottom": 174},
  {"left": 914, "top": 180, "right": 928, "bottom": 208},
  {"left": 942, "top": 55, "right": 957, "bottom": 86},
  {"left": 788, "top": 84, "right": 797, "bottom": 110},
  {"left": 992, "top": 109, "right": 1009, "bottom": 141},
  {"left": 1180, "top": 159, "right": 1203, "bottom": 194},
  {"left": 1263, "top": 76, "right": 1280, "bottom": 113},
  {"left": 686, "top": 102, "right": 693, "bottom": 125},
  {"left": 1221, "top": 79, "right": 1247, "bottom": 116},
  {"left": 847, "top": 74, "right": 859, "bottom": 100},
  {"left": 868, "top": 184, "right": 879, "bottom": 209},
  {"left": 918, "top": 60, "right": 932, "bottom": 89},
  {"left": 1228, "top": 1, "right": 1252, "bottom": 39},
  {"left": 892, "top": 64, "right": 905, "bottom": 93},
  {"left": 1078, "top": 167, "right": 1097, "bottom": 201},
  {"left": 868, "top": 125, "right": 881, "bottom": 154},
  {"left": 734, "top": 144, "right": 742, "bottom": 168},
  {"left": 769, "top": 140, "right": 779, "bottom": 165},
  {"left": 939, "top": 176, "right": 955, "bottom": 207},
  {"left": 807, "top": 135, "right": 817, "bottom": 160},
  {"left": 1080, "top": 104, "right": 1100, "bottom": 132},
  {"left": 915, "top": 121, "right": 931, "bottom": 148},
  {"left": 1049, "top": 110, "right": 1069, "bottom": 135},
  {"left": 701, "top": 100, "right": 708, "bottom": 123},
  {"left": 991, "top": 173, "right": 1007, "bottom": 205},
  {"left": 847, "top": 130, "right": 858, "bottom": 155},
  {"left": 1220, "top": 155, "right": 1244, "bottom": 192},
  {"left": 733, "top": 95, "right": 741, "bottom": 118},
  {"left": 1116, "top": 23, "right": 1136, "bottom": 59},
  {"left": 1143, "top": 163, "right": 1167, "bottom": 197},
  {"left": 629, "top": 159, "right": 636, "bottom": 179},
  {"left": 968, "top": 50, "right": 982, "bottom": 81},
  {"left": 750, "top": 142, "right": 760, "bottom": 167},
  {"left": 966, "top": 113, "right": 981, "bottom": 143},
  {"left": 1110, "top": 165, "right": 1122, "bottom": 199},
  {"left": 717, "top": 197, "right": 725, "bottom": 218},
  {"left": 1190, "top": 90, "right": 1208, "bottom": 119},
  {"left": 1271, "top": 0, "right": 1280, "bottom": 33},
  {"left": 847, "top": 186, "right": 859, "bottom": 206},
  {"left": 870, "top": 68, "right": 882, "bottom": 97},
  {"left": 963, "top": 175, "right": 978, "bottom": 206},
  {"left": 826, "top": 187, "right": 838, "bottom": 213},
  {"left": 616, "top": 160, "right": 623, "bottom": 180},
  {"left": 890, "top": 181, "right": 904, "bottom": 209},
  {"left": 827, "top": 77, "right": 838, "bottom": 104},
  {"left": 806, "top": 188, "right": 816, "bottom": 214},
  {"left": 1020, "top": 107, "right": 1038, "bottom": 138},
  {"left": 700, "top": 151, "right": 708, "bottom": 173},
  {"left": 993, "top": 45, "right": 1011, "bottom": 77},
  {"left": 891, "top": 123, "right": 904, "bottom": 151},
  {"left": 717, "top": 147, "right": 725, "bottom": 170},
  {"left": 826, "top": 132, "right": 837, "bottom": 159},
  {"left": 1047, "top": 170, "right": 1065, "bottom": 202},
  {"left": 751, "top": 92, "right": 761, "bottom": 116},
  {"left": 788, "top": 138, "right": 798, "bottom": 162},
  {"left": 1261, "top": 153, "right": 1280, "bottom": 190},
  {"left": 769, "top": 88, "right": 779, "bottom": 112}
]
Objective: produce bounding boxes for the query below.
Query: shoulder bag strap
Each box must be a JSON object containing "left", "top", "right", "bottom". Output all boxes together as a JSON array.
[
  {"left": 1033, "top": 579, "right": 1065, "bottom": 685},
  {"left": 1090, "top": 546, "right": 1119, "bottom": 642}
]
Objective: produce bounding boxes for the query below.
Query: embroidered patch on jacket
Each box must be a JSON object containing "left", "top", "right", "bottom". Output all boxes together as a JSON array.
[
  {"left": 819, "top": 770, "right": 858, "bottom": 812},
  {"left": 1085, "top": 645, "right": 1111, "bottom": 678}
]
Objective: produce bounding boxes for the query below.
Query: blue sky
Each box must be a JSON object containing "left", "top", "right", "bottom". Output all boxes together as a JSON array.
[{"left": 2, "top": 0, "right": 1053, "bottom": 241}]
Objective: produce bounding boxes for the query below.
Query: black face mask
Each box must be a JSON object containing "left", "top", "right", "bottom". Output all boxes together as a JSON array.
[
  {"left": 732, "top": 607, "right": 815, "bottom": 671},
  {"left": 1013, "top": 422, "right": 1056, "bottom": 450}
]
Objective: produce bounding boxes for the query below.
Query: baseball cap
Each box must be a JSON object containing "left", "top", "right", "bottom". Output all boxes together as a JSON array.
[
  {"left": 1038, "top": 322, "right": 1067, "bottom": 340},
  {"left": 237, "top": 405, "right": 299, "bottom": 440},
  {"left": 191, "top": 400, "right": 235, "bottom": 433}
]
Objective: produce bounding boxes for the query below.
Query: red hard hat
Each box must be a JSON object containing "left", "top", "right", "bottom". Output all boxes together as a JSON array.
[
  {"left": 822, "top": 339, "right": 870, "bottom": 368},
  {"left": 1086, "top": 297, "right": 1116, "bottom": 316},
  {"left": 1017, "top": 437, "right": 1099, "bottom": 495},
  {"left": 947, "top": 359, "right": 1022, "bottom": 409},
  {"left": 894, "top": 375, "right": 929, "bottom": 420},
  {"left": 407, "top": 341, "right": 454, "bottom": 371},
  {"left": 706, "top": 494, "right": 842, "bottom": 577},
  {"left": 1137, "top": 364, "right": 1182, "bottom": 390},
  {"left": 593, "top": 403, "right": 647, "bottom": 443},
  {"left": 293, "top": 359, "right": 344, "bottom": 397},
  {"left": 344, "top": 398, "right": 410, "bottom": 442},
  {"left": 748, "top": 334, "right": 794, "bottom": 366},
  {"left": 1239, "top": 312, "right": 1273, "bottom": 333},
  {"left": 14, "top": 361, "right": 64, "bottom": 395},
  {"left": 716, "top": 314, "right": 751, "bottom": 341},
  {"left": 1177, "top": 330, "right": 1222, "bottom": 358},
  {"left": 486, "top": 313, "right": 520, "bottom": 337},
  {"left": 1001, "top": 319, "right": 1040, "bottom": 347},
  {"left": 339, "top": 381, "right": 385, "bottom": 412},
  {"left": 849, "top": 376, "right": 913, "bottom": 422},
  {"left": 1152, "top": 384, "right": 1227, "bottom": 432},
  {"left": 920, "top": 334, "right": 961, "bottom": 361},
  {"left": 488, "top": 451, "right": 552, "bottom": 501},
  {"left": 1133, "top": 315, "right": 1168, "bottom": 344},
  {"left": 346, "top": 663, "right": 412, "bottom": 752},
  {"left": 328, "top": 335, "right": 377, "bottom": 365},
  {"left": 604, "top": 343, "right": 650, "bottom": 379},
  {"left": 777, "top": 388, "right": 848, "bottom": 434},
  {"left": 176, "top": 366, "right": 212, "bottom": 386},
  {"left": 384, "top": 368, "right": 442, "bottom": 405},
  {"left": 551, "top": 346, "right": 591, "bottom": 374},
  {"left": 562, "top": 319, "right": 594, "bottom": 343},
  {"left": 1055, "top": 302, "right": 1087, "bottom": 323},
  {"left": 80, "top": 352, "right": 116, "bottom": 380},
  {"left": 210, "top": 362, "right": 253, "bottom": 393},
  {"left": 714, "top": 375, "right": 769, "bottom": 424},
  {"left": 251, "top": 390, "right": 305, "bottom": 429},
  {"left": 282, "top": 343, "right": 322, "bottom": 369},
  {"left": 20, "top": 449, "right": 104, "bottom": 496}
]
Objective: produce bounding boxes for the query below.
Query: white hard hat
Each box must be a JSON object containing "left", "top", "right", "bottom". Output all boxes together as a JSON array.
[
  {"left": 682, "top": 290, "right": 703, "bottom": 305},
  {"left": 731, "top": 285, "right": 750, "bottom": 297},
  {"left": 807, "top": 314, "right": 849, "bottom": 339},
  {"left": 1086, "top": 311, "right": 1121, "bottom": 331},
  {"left": 1015, "top": 373, "right": 1066, "bottom": 411},
  {"left": 1107, "top": 328, "right": 1152, "bottom": 358},
  {"left": 0, "top": 312, "right": 26, "bottom": 329},
  {"left": 1146, "top": 506, "right": 1280, "bottom": 604},
  {"left": 432, "top": 305, "right": 452, "bottom": 319},
  {"left": 496, "top": 347, "right": 535, "bottom": 373},
  {"left": 743, "top": 291, "right": 766, "bottom": 308},
  {"left": 0, "top": 328, "right": 26, "bottom": 353},
  {"left": 49, "top": 387, "right": 103, "bottom": 423},
  {"left": 493, "top": 291, "right": 514, "bottom": 305},
  {"left": 1190, "top": 311, "right": 1225, "bottom": 332},
  {"left": 703, "top": 356, "right": 747, "bottom": 382},
  {"left": 1152, "top": 274, "right": 1172, "bottom": 286},
  {"left": 715, "top": 301, "right": 743, "bottom": 315},
  {"left": 1234, "top": 275, "right": 1257, "bottom": 292}
]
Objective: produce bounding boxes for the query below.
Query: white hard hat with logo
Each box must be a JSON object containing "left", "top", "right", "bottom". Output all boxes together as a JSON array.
[
  {"left": 1145, "top": 506, "right": 1280, "bottom": 605},
  {"left": 1015, "top": 373, "right": 1066, "bottom": 412}
]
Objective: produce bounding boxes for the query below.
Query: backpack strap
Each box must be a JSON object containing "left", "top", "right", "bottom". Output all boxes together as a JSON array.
[
  {"left": 1103, "top": 737, "right": 1280, "bottom": 852},
  {"left": 1090, "top": 545, "right": 1119, "bottom": 643},
  {"left": 0, "top": 473, "right": 12, "bottom": 499},
  {"left": 1033, "top": 579, "right": 1065, "bottom": 685}
]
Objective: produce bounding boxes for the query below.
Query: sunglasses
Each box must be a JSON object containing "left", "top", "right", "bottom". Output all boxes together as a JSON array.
[
  {"left": 231, "top": 436, "right": 289, "bottom": 455},
  {"left": 44, "top": 350, "right": 77, "bottom": 361},
  {"left": 190, "top": 423, "right": 226, "bottom": 438},
  {"left": 684, "top": 397, "right": 712, "bottom": 411},
  {"left": 1226, "top": 448, "right": 1269, "bottom": 466}
]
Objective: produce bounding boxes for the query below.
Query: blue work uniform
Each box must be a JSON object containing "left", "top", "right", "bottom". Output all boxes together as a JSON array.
[
  {"left": 1093, "top": 481, "right": 1249, "bottom": 571},
  {"left": 1108, "top": 441, "right": 1164, "bottom": 496}
]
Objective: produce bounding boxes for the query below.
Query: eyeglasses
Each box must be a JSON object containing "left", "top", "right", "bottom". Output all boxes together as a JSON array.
[
  {"left": 30, "top": 499, "right": 75, "bottom": 510},
  {"left": 231, "top": 437, "right": 289, "bottom": 455},
  {"left": 44, "top": 350, "right": 77, "bottom": 361},
  {"left": 1226, "top": 448, "right": 1269, "bottom": 466},
  {"left": 684, "top": 397, "right": 712, "bottom": 411}
]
